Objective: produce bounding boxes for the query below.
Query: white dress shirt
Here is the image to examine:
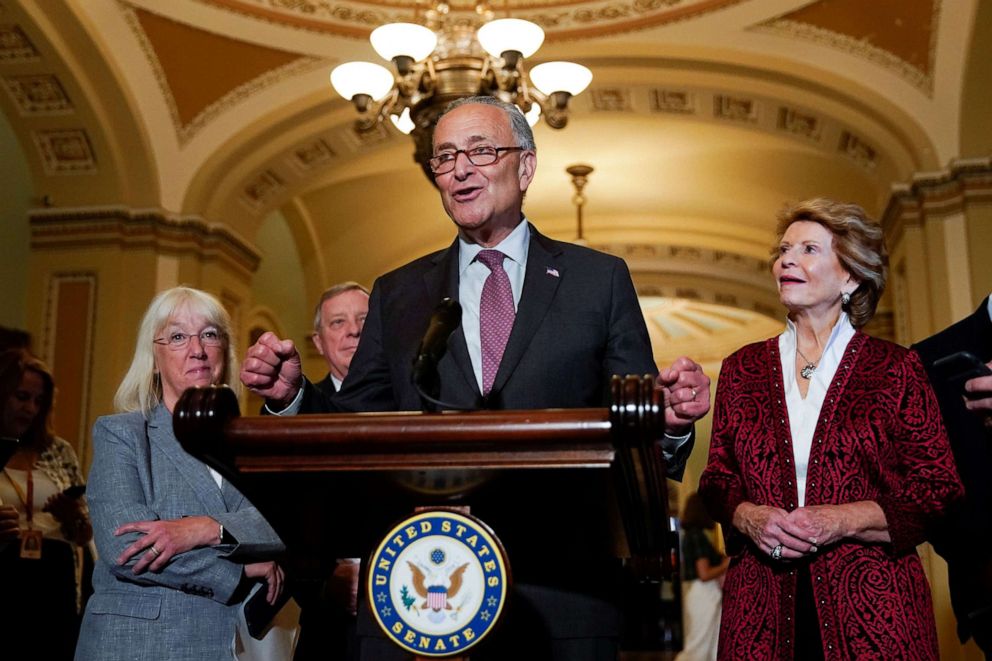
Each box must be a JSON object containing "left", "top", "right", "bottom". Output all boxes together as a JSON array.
[{"left": 778, "top": 313, "right": 856, "bottom": 507}]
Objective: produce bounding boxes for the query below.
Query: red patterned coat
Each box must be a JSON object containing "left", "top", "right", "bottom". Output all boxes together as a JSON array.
[{"left": 699, "top": 333, "right": 963, "bottom": 660}]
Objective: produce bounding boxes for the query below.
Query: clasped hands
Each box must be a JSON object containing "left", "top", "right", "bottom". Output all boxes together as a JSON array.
[
  {"left": 734, "top": 502, "right": 849, "bottom": 561},
  {"left": 114, "top": 515, "right": 284, "bottom": 605}
]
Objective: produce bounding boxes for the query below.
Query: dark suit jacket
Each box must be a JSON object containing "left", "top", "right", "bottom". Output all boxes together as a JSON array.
[
  {"left": 913, "top": 297, "right": 992, "bottom": 645},
  {"left": 295, "top": 225, "right": 693, "bottom": 652},
  {"left": 313, "top": 373, "right": 336, "bottom": 398},
  {"left": 302, "top": 223, "right": 692, "bottom": 476}
]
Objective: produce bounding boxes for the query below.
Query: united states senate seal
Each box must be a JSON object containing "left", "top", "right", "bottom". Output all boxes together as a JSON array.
[{"left": 367, "top": 508, "right": 510, "bottom": 657}]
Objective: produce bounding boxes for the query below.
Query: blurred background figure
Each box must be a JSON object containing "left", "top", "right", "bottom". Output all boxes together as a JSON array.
[
  {"left": 0, "top": 326, "right": 32, "bottom": 354},
  {"left": 676, "top": 492, "right": 728, "bottom": 661},
  {"left": 913, "top": 292, "right": 992, "bottom": 654},
  {"left": 75, "top": 287, "right": 297, "bottom": 661},
  {"left": 0, "top": 348, "right": 92, "bottom": 660}
]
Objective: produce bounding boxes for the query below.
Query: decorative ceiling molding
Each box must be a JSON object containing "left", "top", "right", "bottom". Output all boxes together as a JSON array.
[
  {"left": 240, "top": 169, "right": 286, "bottom": 212},
  {"left": 752, "top": 0, "right": 939, "bottom": 96},
  {"left": 0, "top": 24, "right": 40, "bottom": 61},
  {"left": 122, "top": 3, "right": 323, "bottom": 146},
  {"left": 29, "top": 206, "right": 262, "bottom": 276},
  {"left": 217, "top": 78, "right": 893, "bottom": 221},
  {"left": 32, "top": 129, "right": 97, "bottom": 175},
  {"left": 882, "top": 156, "right": 992, "bottom": 246},
  {"left": 198, "top": 0, "right": 746, "bottom": 40},
  {"left": 3, "top": 74, "right": 74, "bottom": 115},
  {"left": 591, "top": 241, "right": 776, "bottom": 294}
]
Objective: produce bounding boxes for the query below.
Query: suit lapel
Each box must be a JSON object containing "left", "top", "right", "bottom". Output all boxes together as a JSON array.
[
  {"left": 490, "top": 227, "right": 562, "bottom": 395},
  {"left": 147, "top": 405, "right": 227, "bottom": 513},
  {"left": 423, "top": 241, "right": 479, "bottom": 397}
]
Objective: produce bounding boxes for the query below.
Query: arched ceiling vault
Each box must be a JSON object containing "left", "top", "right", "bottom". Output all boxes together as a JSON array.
[{"left": 1, "top": 0, "right": 985, "bottom": 324}]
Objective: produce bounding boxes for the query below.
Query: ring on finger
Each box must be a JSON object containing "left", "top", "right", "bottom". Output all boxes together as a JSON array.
[
  {"left": 770, "top": 544, "right": 783, "bottom": 560},
  {"left": 149, "top": 545, "right": 161, "bottom": 557},
  {"left": 690, "top": 388, "right": 697, "bottom": 401}
]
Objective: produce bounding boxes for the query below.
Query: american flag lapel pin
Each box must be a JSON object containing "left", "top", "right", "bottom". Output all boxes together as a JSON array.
[{"left": 546, "top": 266, "right": 560, "bottom": 278}]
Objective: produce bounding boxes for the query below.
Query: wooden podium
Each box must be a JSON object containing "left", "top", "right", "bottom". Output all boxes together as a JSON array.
[{"left": 173, "top": 375, "right": 681, "bottom": 654}]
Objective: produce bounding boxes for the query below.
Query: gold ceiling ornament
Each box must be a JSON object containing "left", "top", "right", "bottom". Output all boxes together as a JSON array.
[
  {"left": 330, "top": 0, "right": 592, "bottom": 179},
  {"left": 566, "top": 163, "right": 593, "bottom": 243}
]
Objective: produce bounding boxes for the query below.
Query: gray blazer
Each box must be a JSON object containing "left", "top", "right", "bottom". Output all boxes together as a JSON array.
[{"left": 75, "top": 405, "right": 284, "bottom": 661}]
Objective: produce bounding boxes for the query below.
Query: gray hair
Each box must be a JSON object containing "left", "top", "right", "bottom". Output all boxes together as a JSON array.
[
  {"left": 313, "top": 281, "right": 370, "bottom": 331},
  {"left": 438, "top": 96, "right": 536, "bottom": 151},
  {"left": 114, "top": 286, "right": 240, "bottom": 413}
]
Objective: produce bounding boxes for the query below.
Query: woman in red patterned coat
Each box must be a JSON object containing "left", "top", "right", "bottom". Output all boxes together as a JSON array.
[{"left": 698, "top": 199, "right": 963, "bottom": 660}]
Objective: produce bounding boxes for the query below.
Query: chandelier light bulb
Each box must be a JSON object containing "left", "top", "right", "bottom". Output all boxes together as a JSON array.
[
  {"left": 477, "top": 18, "right": 545, "bottom": 59},
  {"left": 390, "top": 107, "right": 416, "bottom": 134},
  {"left": 528, "top": 61, "right": 593, "bottom": 96},
  {"left": 522, "top": 104, "right": 541, "bottom": 127},
  {"left": 370, "top": 23, "right": 438, "bottom": 62},
  {"left": 330, "top": 62, "right": 395, "bottom": 101}
]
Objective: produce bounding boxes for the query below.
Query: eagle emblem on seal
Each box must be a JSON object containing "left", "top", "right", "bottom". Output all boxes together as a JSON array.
[{"left": 408, "top": 559, "right": 469, "bottom": 613}]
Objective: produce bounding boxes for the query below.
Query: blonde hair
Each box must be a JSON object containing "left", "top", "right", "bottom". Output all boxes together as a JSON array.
[
  {"left": 114, "top": 287, "right": 241, "bottom": 413},
  {"left": 774, "top": 198, "right": 888, "bottom": 328}
]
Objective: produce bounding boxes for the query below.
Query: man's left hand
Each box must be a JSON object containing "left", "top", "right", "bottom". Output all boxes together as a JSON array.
[{"left": 657, "top": 356, "right": 711, "bottom": 435}]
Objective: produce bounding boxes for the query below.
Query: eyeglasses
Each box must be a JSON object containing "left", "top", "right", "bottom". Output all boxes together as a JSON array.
[
  {"left": 429, "top": 146, "right": 525, "bottom": 175},
  {"left": 153, "top": 328, "right": 225, "bottom": 350}
]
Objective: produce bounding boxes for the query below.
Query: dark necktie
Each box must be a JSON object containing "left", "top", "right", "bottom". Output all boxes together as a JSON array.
[{"left": 477, "top": 249, "right": 515, "bottom": 394}]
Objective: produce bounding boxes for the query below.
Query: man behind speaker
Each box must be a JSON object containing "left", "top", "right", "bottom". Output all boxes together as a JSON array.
[
  {"left": 297, "top": 282, "right": 369, "bottom": 660},
  {"left": 309, "top": 282, "right": 370, "bottom": 397},
  {"left": 242, "top": 96, "right": 712, "bottom": 658}
]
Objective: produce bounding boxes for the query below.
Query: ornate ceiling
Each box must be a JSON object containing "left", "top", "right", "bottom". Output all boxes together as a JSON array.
[{"left": 1, "top": 0, "right": 987, "bottom": 353}]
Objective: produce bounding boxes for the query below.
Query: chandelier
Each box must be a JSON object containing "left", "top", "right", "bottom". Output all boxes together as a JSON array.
[{"left": 329, "top": 1, "right": 593, "bottom": 179}]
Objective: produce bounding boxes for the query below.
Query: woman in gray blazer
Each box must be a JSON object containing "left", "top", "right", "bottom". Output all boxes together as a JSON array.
[{"left": 76, "top": 287, "right": 293, "bottom": 661}]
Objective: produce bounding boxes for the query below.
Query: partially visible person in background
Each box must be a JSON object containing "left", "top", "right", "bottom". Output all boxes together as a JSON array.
[
  {"left": 75, "top": 287, "right": 297, "bottom": 661},
  {"left": 913, "top": 293, "right": 992, "bottom": 653},
  {"left": 297, "top": 281, "right": 369, "bottom": 660},
  {"left": 0, "top": 348, "right": 92, "bottom": 660},
  {"left": 0, "top": 325, "right": 32, "bottom": 353},
  {"left": 676, "top": 492, "right": 728, "bottom": 661},
  {"left": 310, "top": 282, "right": 369, "bottom": 398}
]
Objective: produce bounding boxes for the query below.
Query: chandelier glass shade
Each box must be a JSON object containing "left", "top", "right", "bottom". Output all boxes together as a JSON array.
[{"left": 329, "top": 1, "right": 592, "bottom": 179}]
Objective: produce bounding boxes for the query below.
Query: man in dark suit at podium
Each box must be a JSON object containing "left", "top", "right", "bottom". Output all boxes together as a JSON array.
[
  {"left": 242, "top": 96, "right": 711, "bottom": 659},
  {"left": 914, "top": 294, "right": 992, "bottom": 654}
]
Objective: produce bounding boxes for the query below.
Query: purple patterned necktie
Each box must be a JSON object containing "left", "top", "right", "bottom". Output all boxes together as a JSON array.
[{"left": 477, "top": 249, "right": 515, "bottom": 394}]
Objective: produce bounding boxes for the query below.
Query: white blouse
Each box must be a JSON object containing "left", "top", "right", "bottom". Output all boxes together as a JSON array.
[{"left": 778, "top": 313, "right": 856, "bottom": 507}]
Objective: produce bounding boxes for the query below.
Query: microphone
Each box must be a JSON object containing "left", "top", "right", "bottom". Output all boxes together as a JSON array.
[{"left": 412, "top": 298, "right": 462, "bottom": 395}]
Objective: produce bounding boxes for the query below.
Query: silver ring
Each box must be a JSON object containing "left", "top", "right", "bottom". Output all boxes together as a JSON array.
[
  {"left": 149, "top": 545, "right": 161, "bottom": 557},
  {"left": 770, "top": 544, "right": 783, "bottom": 560},
  {"left": 690, "top": 388, "right": 697, "bottom": 401}
]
